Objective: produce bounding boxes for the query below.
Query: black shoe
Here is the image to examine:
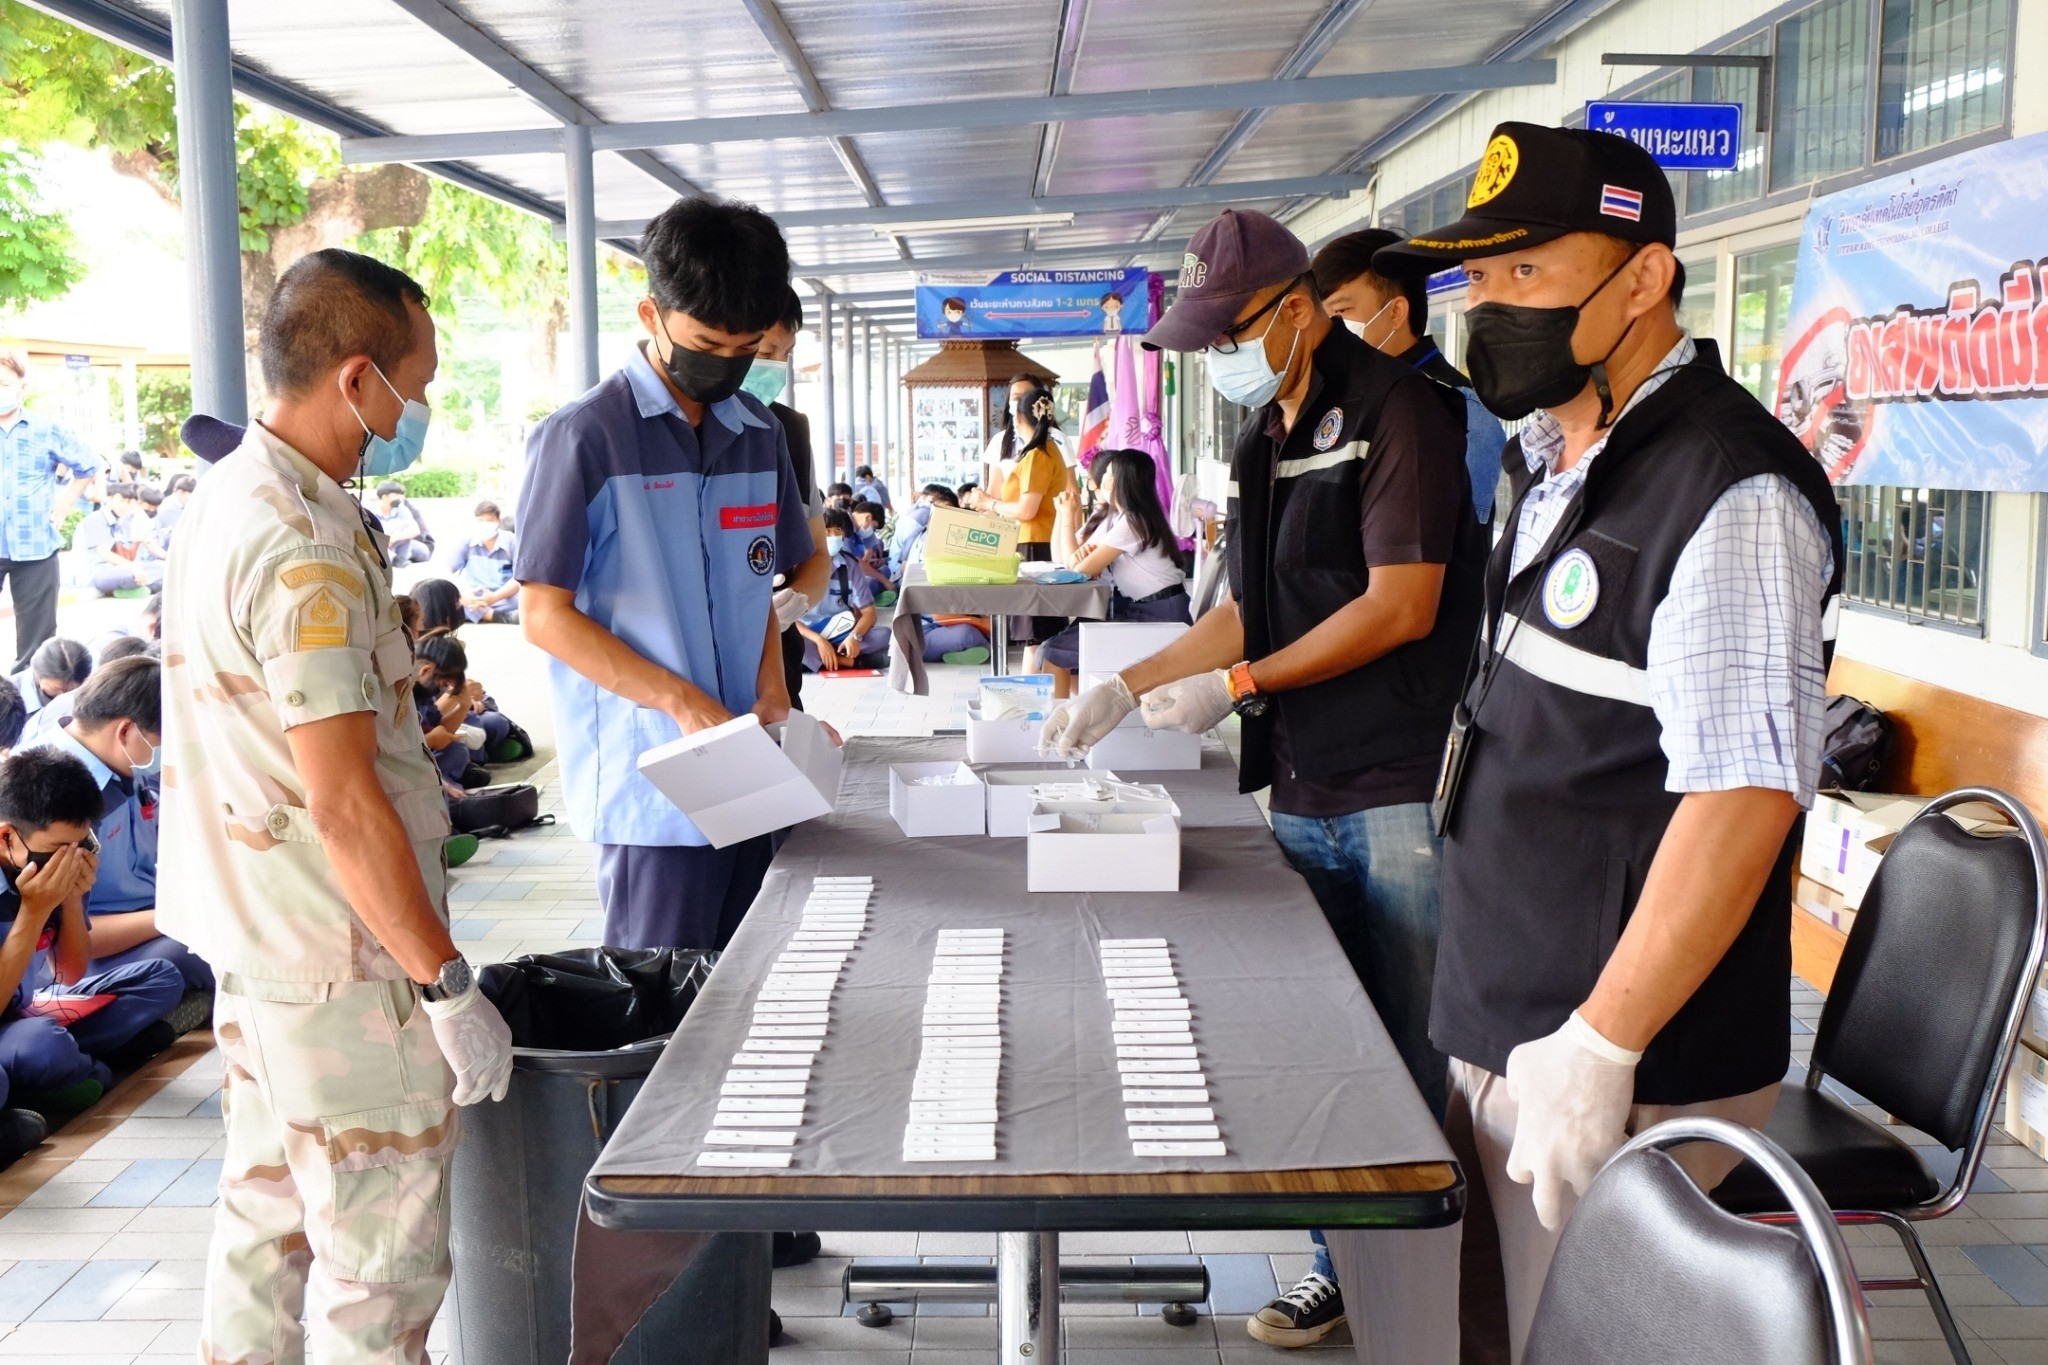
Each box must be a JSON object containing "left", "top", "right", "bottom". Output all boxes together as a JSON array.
[
  {"left": 772, "top": 1231, "right": 821, "bottom": 1268},
  {"left": 768, "top": 1308, "right": 783, "bottom": 1346},
  {"left": 101, "top": 1019, "right": 177, "bottom": 1072},
  {"left": 0, "top": 1108, "right": 46, "bottom": 1169},
  {"left": 167, "top": 989, "right": 214, "bottom": 1036},
  {"left": 1247, "top": 1271, "right": 1345, "bottom": 1347}
]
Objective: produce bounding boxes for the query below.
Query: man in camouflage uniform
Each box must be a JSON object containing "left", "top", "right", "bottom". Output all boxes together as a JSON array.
[{"left": 159, "top": 249, "right": 513, "bottom": 1365}]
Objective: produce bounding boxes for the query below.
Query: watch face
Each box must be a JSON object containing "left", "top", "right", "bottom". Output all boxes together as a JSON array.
[{"left": 437, "top": 957, "right": 473, "bottom": 998}]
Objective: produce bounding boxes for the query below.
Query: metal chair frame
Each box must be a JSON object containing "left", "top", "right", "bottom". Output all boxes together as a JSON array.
[
  {"left": 1613, "top": 1117, "right": 1874, "bottom": 1365},
  {"left": 1757, "top": 788, "right": 2048, "bottom": 1365}
]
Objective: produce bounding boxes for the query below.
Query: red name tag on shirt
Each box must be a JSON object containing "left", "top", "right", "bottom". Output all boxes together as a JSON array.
[{"left": 720, "top": 503, "right": 778, "bottom": 530}]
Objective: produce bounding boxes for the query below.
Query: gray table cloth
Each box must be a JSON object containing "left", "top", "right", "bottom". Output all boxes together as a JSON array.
[
  {"left": 887, "top": 565, "right": 1113, "bottom": 693},
  {"left": 589, "top": 736, "right": 1449, "bottom": 1182}
]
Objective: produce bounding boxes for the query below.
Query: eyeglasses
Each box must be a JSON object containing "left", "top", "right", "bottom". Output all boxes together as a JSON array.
[{"left": 1210, "top": 274, "right": 1310, "bottom": 354}]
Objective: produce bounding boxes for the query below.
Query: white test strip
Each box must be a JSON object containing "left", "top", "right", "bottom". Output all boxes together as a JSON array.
[
  {"left": 1126, "top": 1087, "right": 1212, "bottom": 1103},
  {"left": 698, "top": 1150, "right": 794, "bottom": 1168},
  {"left": 1127, "top": 1107, "right": 1215, "bottom": 1123},
  {"left": 711, "top": 1112, "right": 803, "bottom": 1127},
  {"left": 705, "top": 1129, "right": 799, "bottom": 1146},
  {"left": 904, "top": 927, "right": 1005, "bottom": 1165},
  {"left": 1132, "top": 1141, "right": 1227, "bottom": 1157},
  {"left": 728, "top": 1068, "right": 811, "bottom": 1082},
  {"left": 722, "top": 1082, "right": 807, "bottom": 1096},
  {"left": 1129, "top": 1124, "right": 1222, "bottom": 1140}
]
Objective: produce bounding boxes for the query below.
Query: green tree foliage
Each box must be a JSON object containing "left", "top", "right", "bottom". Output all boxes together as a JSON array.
[
  {"left": 0, "top": 142, "right": 81, "bottom": 309},
  {"left": 135, "top": 367, "right": 193, "bottom": 461},
  {"left": 356, "top": 178, "right": 567, "bottom": 326}
]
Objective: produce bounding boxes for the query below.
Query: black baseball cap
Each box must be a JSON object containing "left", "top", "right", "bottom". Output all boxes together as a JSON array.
[
  {"left": 1374, "top": 122, "right": 1676, "bottom": 268},
  {"left": 1143, "top": 208, "right": 1311, "bottom": 352},
  {"left": 180, "top": 414, "right": 245, "bottom": 464}
]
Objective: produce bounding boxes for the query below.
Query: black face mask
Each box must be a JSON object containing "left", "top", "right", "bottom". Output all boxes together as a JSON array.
[
  {"left": 654, "top": 314, "right": 755, "bottom": 405},
  {"left": 1463, "top": 248, "right": 1642, "bottom": 426}
]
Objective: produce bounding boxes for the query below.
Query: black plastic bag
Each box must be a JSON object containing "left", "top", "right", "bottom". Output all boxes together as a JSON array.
[
  {"left": 479, "top": 947, "right": 719, "bottom": 1052},
  {"left": 1819, "top": 694, "right": 1891, "bottom": 792}
]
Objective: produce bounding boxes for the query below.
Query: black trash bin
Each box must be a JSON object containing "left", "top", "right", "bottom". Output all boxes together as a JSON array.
[{"left": 447, "top": 948, "right": 771, "bottom": 1365}]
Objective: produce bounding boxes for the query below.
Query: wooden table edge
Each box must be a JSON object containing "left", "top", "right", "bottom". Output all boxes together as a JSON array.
[{"left": 589, "top": 1159, "right": 1460, "bottom": 1201}]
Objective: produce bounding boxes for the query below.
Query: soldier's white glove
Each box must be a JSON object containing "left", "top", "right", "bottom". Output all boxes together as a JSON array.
[
  {"left": 1140, "top": 669, "right": 1234, "bottom": 734},
  {"left": 1503, "top": 1011, "right": 1641, "bottom": 1230},
  {"left": 1038, "top": 675, "right": 1137, "bottom": 760},
  {"left": 423, "top": 985, "right": 515, "bottom": 1105},
  {"left": 773, "top": 588, "right": 813, "bottom": 630}
]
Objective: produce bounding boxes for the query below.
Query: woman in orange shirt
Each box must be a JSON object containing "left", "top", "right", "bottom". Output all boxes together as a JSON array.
[{"left": 965, "top": 386, "right": 1071, "bottom": 651}]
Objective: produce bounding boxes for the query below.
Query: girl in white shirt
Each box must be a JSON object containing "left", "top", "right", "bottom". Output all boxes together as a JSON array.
[{"left": 1039, "top": 448, "right": 1188, "bottom": 696}]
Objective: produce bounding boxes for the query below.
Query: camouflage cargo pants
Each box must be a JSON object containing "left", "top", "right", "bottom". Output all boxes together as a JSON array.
[{"left": 201, "top": 977, "right": 458, "bottom": 1365}]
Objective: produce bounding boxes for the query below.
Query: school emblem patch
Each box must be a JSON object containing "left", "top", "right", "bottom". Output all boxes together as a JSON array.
[
  {"left": 1543, "top": 548, "right": 1599, "bottom": 629},
  {"left": 1312, "top": 408, "right": 1344, "bottom": 451},
  {"left": 747, "top": 535, "right": 775, "bottom": 575}
]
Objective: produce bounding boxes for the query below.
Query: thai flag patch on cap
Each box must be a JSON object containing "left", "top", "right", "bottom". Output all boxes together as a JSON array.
[{"left": 1599, "top": 184, "right": 1644, "bottom": 221}]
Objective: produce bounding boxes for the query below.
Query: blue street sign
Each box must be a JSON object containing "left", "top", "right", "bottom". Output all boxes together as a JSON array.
[{"left": 1586, "top": 101, "right": 1742, "bottom": 170}]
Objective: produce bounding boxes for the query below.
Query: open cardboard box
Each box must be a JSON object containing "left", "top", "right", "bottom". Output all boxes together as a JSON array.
[
  {"left": 964, "top": 700, "right": 1046, "bottom": 764},
  {"left": 1025, "top": 786, "right": 1180, "bottom": 891},
  {"left": 981, "top": 766, "right": 1112, "bottom": 838},
  {"left": 889, "top": 761, "right": 987, "bottom": 837},
  {"left": 1086, "top": 723, "right": 1202, "bottom": 770},
  {"left": 1077, "top": 621, "right": 1189, "bottom": 678},
  {"left": 1800, "top": 790, "right": 2016, "bottom": 911},
  {"left": 635, "top": 710, "right": 842, "bottom": 849}
]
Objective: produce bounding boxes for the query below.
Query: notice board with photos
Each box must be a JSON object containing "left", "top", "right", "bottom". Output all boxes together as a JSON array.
[{"left": 911, "top": 385, "right": 987, "bottom": 492}]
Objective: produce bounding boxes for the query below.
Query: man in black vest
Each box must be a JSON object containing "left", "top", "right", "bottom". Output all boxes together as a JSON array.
[
  {"left": 1040, "top": 207, "right": 1488, "bottom": 1349},
  {"left": 1366, "top": 124, "right": 1844, "bottom": 1360},
  {"left": 750, "top": 287, "right": 833, "bottom": 713}
]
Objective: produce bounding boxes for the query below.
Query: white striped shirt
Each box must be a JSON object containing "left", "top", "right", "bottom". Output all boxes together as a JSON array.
[{"left": 1506, "top": 335, "right": 1836, "bottom": 805}]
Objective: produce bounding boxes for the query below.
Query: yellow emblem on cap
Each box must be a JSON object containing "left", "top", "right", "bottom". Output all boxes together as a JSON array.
[{"left": 1468, "top": 134, "right": 1520, "bottom": 207}]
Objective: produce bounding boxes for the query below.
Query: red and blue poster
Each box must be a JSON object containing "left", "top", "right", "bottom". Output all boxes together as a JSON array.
[
  {"left": 917, "top": 267, "right": 1160, "bottom": 340},
  {"left": 1779, "top": 129, "right": 2048, "bottom": 489}
]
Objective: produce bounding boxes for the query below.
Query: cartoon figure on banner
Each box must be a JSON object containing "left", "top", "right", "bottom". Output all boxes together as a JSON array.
[
  {"left": 1101, "top": 291, "right": 1125, "bottom": 334},
  {"left": 940, "top": 298, "right": 968, "bottom": 336},
  {"left": 1777, "top": 305, "right": 1868, "bottom": 481}
]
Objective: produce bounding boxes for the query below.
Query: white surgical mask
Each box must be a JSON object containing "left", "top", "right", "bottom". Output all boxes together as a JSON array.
[
  {"left": 826, "top": 534, "right": 847, "bottom": 556},
  {"left": 1348, "top": 296, "right": 1399, "bottom": 352},
  {"left": 1207, "top": 307, "right": 1300, "bottom": 409},
  {"left": 475, "top": 520, "right": 499, "bottom": 542}
]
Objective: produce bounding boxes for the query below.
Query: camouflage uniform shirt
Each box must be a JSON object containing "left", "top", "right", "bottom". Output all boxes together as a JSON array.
[{"left": 159, "top": 422, "right": 450, "bottom": 982}]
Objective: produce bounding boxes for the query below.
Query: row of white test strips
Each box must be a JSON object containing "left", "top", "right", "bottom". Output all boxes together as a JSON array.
[
  {"left": 697, "top": 876, "right": 873, "bottom": 1169},
  {"left": 1102, "top": 938, "right": 1227, "bottom": 1157},
  {"left": 902, "top": 928, "right": 1007, "bottom": 1162}
]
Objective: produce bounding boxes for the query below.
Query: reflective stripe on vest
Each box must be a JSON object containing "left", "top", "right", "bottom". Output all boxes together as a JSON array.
[
  {"left": 1274, "top": 439, "right": 1370, "bottom": 480},
  {"left": 1496, "top": 611, "right": 1653, "bottom": 707}
]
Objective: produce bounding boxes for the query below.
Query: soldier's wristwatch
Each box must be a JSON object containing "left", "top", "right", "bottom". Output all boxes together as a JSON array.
[{"left": 420, "top": 955, "right": 475, "bottom": 1003}]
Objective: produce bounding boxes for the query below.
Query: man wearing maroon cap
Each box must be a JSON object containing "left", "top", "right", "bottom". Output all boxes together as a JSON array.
[
  {"left": 1365, "top": 122, "right": 1844, "bottom": 1358},
  {"left": 1041, "top": 207, "right": 1487, "bottom": 1350}
]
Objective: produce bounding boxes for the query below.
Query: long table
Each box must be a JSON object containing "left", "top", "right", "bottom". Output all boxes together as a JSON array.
[
  {"left": 887, "top": 564, "right": 1113, "bottom": 693},
  {"left": 575, "top": 737, "right": 1461, "bottom": 1362}
]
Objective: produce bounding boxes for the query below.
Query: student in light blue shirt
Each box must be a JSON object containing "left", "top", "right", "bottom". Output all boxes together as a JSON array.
[
  {"left": 444, "top": 499, "right": 521, "bottom": 623},
  {"left": 850, "top": 464, "right": 891, "bottom": 510},
  {"left": 797, "top": 509, "right": 891, "bottom": 671},
  {"left": 515, "top": 197, "right": 813, "bottom": 952}
]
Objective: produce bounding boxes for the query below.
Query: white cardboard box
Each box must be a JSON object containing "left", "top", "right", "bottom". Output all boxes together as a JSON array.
[
  {"left": 963, "top": 701, "right": 1045, "bottom": 764},
  {"left": 1026, "top": 789, "right": 1181, "bottom": 892},
  {"left": 1086, "top": 723, "right": 1202, "bottom": 771},
  {"left": 1799, "top": 790, "right": 2014, "bottom": 911},
  {"left": 889, "top": 761, "right": 987, "bottom": 837},
  {"left": 636, "top": 710, "right": 841, "bottom": 849},
  {"left": 1078, "top": 621, "right": 1189, "bottom": 678},
  {"left": 982, "top": 767, "right": 1113, "bottom": 838}
]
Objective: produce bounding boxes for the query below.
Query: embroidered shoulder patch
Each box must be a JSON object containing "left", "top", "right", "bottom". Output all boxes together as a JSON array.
[
  {"left": 278, "top": 562, "right": 364, "bottom": 597},
  {"left": 295, "top": 587, "right": 352, "bottom": 650},
  {"left": 1312, "top": 408, "right": 1344, "bottom": 451}
]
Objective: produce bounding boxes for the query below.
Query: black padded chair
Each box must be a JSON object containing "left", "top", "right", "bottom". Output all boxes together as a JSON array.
[
  {"left": 1715, "top": 788, "right": 2048, "bottom": 1365},
  {"left": 1525, "top": 1117, "right": 1872, "bottom": 1365}
]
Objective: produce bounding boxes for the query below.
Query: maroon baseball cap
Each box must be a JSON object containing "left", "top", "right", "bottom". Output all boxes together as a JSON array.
[{"left": 1142, "top": 209, "right": 1311, "bottom": 352}]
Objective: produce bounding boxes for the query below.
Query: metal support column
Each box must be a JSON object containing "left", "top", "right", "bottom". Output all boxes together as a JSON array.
[
  {"left": 840, "top": 310, "right": 855, "bottom": 483},
  {"left": 562, "top": 122, "right": 600, "bottom": 393},
  {"left": 997, "top": 1231, "right": 1059, "bottom": 1362},
  {"left": 860, "top": 319, "right": 875, "bottom": 477},
  {"left": 818, "top": 292, "right": 836, "bottom": 489},
  {"left": 170, "top": 0, "right": 247, "bottom": 422},
  {"left": 880, "top": 337, "right": 893, "bottom": 489}
]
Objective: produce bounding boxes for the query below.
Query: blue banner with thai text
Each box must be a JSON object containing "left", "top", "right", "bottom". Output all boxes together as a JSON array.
[
  {"left": 1586, "top": 101, "right": 1742, "bottom": 170},
  {"left": 916, "top": 267, "right": 1158, "bottom": 340},
  {"left": 1780, "top": 130, "right": 2048, "bottom": 490}
]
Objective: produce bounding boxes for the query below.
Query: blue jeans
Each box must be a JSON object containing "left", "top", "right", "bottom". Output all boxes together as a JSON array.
[
  {"left": 1270, "top": 802, "right": 1447, "bottom": 1285},
  {"left": 94, "top": 933, "right": 215, "bottom": 992}
]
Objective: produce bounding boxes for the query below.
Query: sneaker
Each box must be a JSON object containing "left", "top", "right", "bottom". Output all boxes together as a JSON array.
[
  {"left": 0, "top": 1108, "right": 46, "bottom": 1169},
  {"left": 445, "top": 833, "right": 482, "bottom": 867},
  {"left": 772, "top": 1231, "right": 821, "bottom": 1268},
  {"left": 15, "top": 1078, "right": 102, "bottom": 1119},
  {"left": 101, "top": 1019, "right": 177, "bottom": 1072},
  {"left": 940, "top": 646, "right": 991, "bottom": 666},
  {"left": 167, "top": 989, "right": 215, "bottom": 1036},
  {"left": 1247, "top": 1272, "right": 1345, "bottom": 1347}
]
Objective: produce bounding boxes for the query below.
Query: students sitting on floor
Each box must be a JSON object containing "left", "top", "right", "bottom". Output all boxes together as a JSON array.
[
  {"left": 21, "top": 635, "right": 152, "bottom": 751},
  {"left": 29, "top": 656, "right": 209, "bottom": 996},
  {"left": 73, "top": 482, "right": 166, "bottom": 597},
  {"left": 12, "top": 638, "right": 90, "bottom": 734},
  {"left": 373, "top": 479, "right": 435, "bottom": 565},
  {"left": 849, "top": 498, "right": 897, "bottom": 598},
  {"left": 411, "top": 577, "right": 467, "bottom": 639},
  {"left": 0, "top": 748, "right": 183, "bottom": 1149},
  {"left": 1039, "top": 448, "right": 1190, "bottom": 698},
  {"left": 415, "top": 632, "right": 527, "bottom": 766},
  {"left": 824, "top": 482, "right": 854, "bottom": 511},
  {"left": 797, "top": 509, "right": 892, "bottom": 672},
  {"left": 445, "top": 499, "right": 521, "bottom": 624},
  {"left": 0, "top": 680, "right": 24, "bottom": 758},
  {"left": 890, "top": 483, "right": 955, "bottom": 578},
  {"left": 413, "top": 634, "right": 491, "bottom": 789}
]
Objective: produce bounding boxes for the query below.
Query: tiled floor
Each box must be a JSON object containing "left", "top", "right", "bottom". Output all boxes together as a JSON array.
[{"left": 0, "top": 663, "right": 2044, "bottom": 1361}]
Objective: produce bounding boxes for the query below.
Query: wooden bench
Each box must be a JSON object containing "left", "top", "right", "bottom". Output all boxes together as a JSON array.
[{"left": 1793, "top": 656, "right": 2048, "bottom": 992}]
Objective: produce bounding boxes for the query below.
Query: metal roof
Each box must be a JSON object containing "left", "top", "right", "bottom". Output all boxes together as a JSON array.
[{"left": 31, "top": 0, "right": 1623, "bottom": 330}]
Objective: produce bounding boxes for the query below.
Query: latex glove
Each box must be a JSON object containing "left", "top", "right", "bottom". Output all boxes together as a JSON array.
[
  {"left": 423, "top": 984, "right": 515, "bottom": 1105},
  {"left": 1038, "top": 675, "right": 1137, "bottom": 760},
  {"left": 457, "top": 723, "right": 486, "bottom": 750},
  {"left": 1503, "top": 1010, "right": 1642, "bottom": 1230},
  {"left": 1140, "top": 669, "right": 1234, "bottom": 734},
  {"left": 773, "top": 588, "right": 812, "bottom": 629}
]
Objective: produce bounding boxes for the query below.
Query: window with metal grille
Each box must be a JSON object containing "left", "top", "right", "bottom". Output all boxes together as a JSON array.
[
  {"left": 1688, "top": 32, "right": 1772, "bottom": 213},
  {"left": 1773, "top": 0, "right": 1875, "bottom": 189},
  {"left": 1877, "top": 0, "right": 2008, "bottom": 160},
  {"left": 1837, "top": 486, "right": 1987, "bottom": 628}
]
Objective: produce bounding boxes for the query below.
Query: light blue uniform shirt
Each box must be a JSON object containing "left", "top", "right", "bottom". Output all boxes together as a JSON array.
[
  {"left": 514, "top": 346, "right": 812, "bottom": 847},
  {"left": 38, "top": 726, "right": 157, "bottom": 914}
]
